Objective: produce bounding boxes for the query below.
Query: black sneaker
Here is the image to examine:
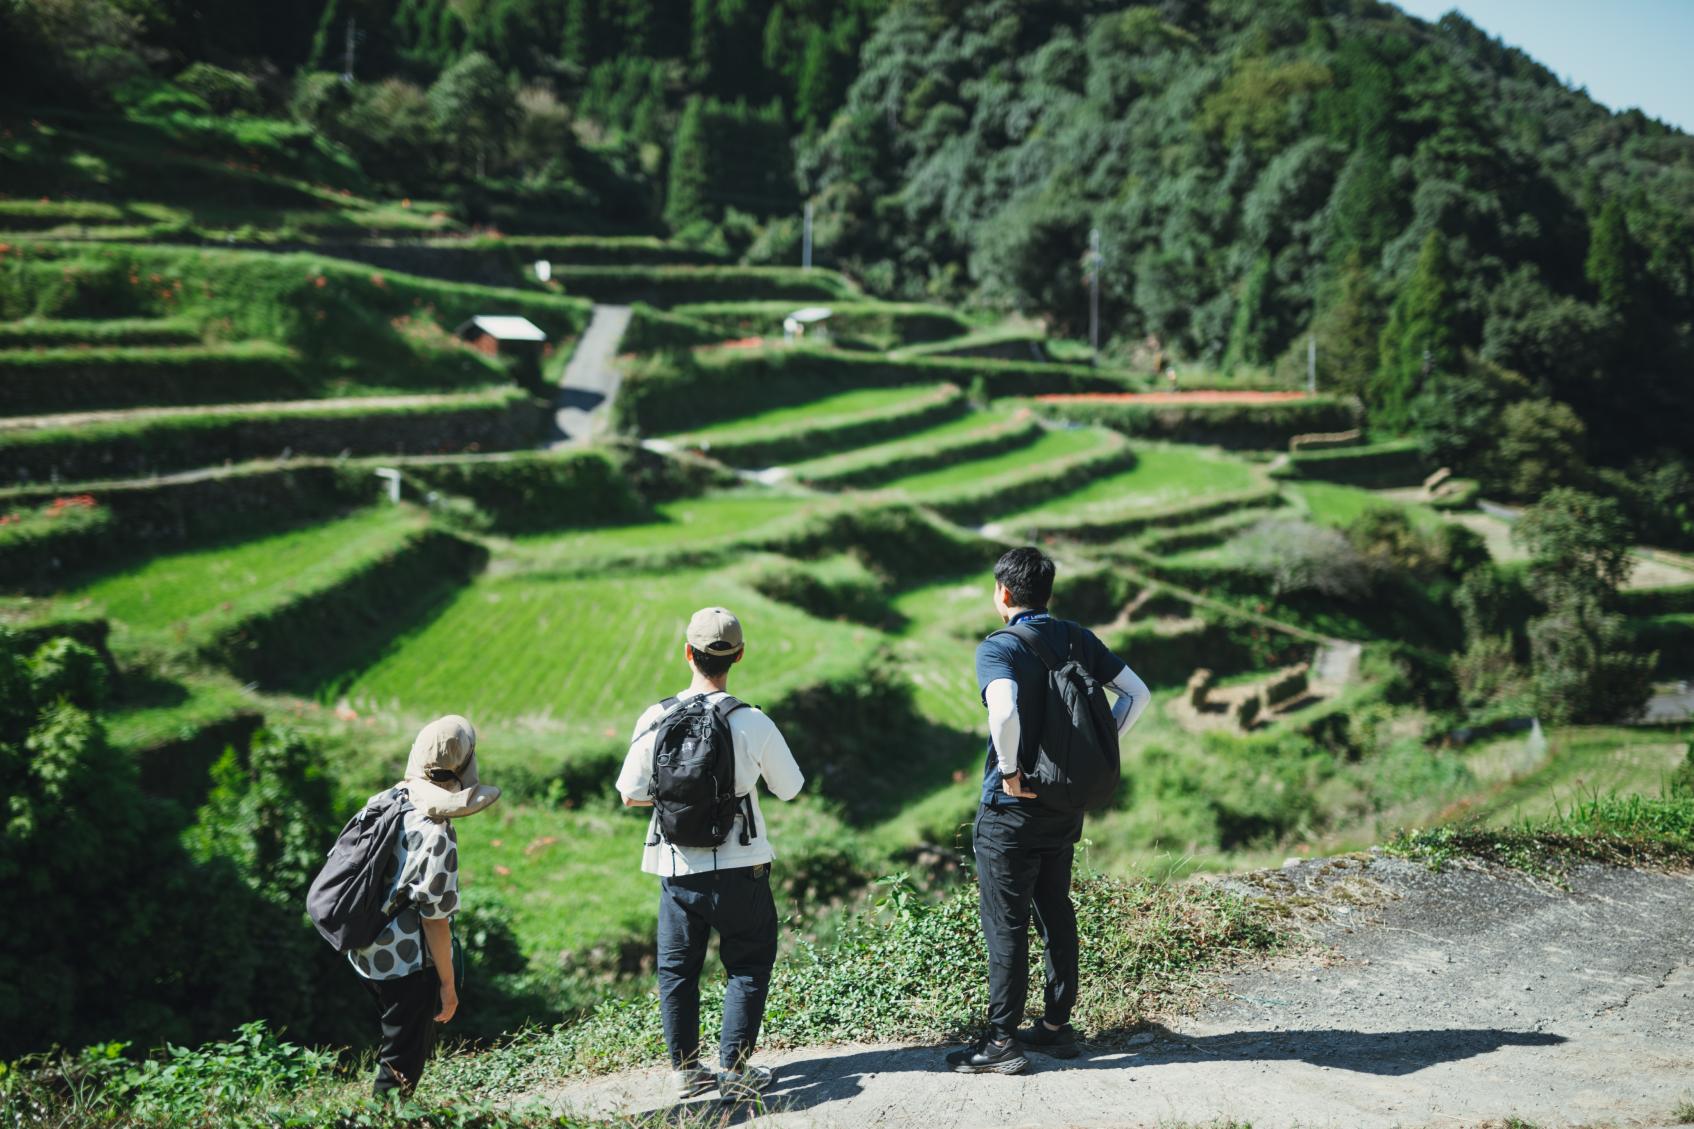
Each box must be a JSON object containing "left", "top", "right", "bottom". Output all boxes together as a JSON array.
[
  {"left": 945, "top": 1034, "right": 1029, "bottom": 1075},
  {"left": 1014, "top": 1021, "right": 1080, "bottom": 1059}
]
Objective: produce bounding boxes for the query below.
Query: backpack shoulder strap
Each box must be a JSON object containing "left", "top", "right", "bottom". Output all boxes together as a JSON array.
[
  {"left": 635, "top": 696, "right": 685, "bottom": 743},
  {"left": 712, "top": 694, "right": 748, "bottom": 723},
  {"left": 991, "top": 621, "right": 1062, "bottom": 672}
]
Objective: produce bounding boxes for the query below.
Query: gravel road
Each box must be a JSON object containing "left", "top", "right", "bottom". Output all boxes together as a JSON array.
[{"left": 541, "top": 854, "right": 1694, "bottom": 1128}]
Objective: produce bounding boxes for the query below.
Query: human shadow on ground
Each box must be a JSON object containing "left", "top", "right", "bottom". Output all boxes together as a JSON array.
[{"left": 623, "top": 1026, "right": 1568, "bottom": 1123}]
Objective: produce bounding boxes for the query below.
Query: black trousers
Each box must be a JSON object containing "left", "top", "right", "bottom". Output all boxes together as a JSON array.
[
  {"left": 657, "top": 864, "right": 779, "bottom": 1072},
  {"left": 973, "top": 802, "right": 1083, "bottom": 1040},
  {"left": 368, "top": 969, "right": 439, "bottom": 1097}
]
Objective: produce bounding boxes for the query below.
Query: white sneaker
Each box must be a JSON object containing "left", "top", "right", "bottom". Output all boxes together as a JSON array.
[
  {"left": 717, "top": 1064, "right": 773, "bottom": 1102},
  {"left": 671, "top": 1066, "right": 716, "bottom": 1099}
]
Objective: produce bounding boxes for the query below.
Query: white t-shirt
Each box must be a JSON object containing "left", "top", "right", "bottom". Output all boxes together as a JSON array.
[{"left": 616, "top": 689, "right": 805, "bottom": 877}]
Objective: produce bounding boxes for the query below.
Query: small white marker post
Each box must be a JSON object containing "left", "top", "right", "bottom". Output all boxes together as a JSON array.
[{"left": 373, "top": 467, "right": 401, "bottom": 504}]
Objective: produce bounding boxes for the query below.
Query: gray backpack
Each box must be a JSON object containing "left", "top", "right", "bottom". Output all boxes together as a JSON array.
[{"left": 306, "top": 788, "right": 413, "bottom": 952}]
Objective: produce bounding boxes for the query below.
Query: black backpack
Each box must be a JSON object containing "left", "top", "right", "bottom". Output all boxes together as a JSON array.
[
  {"left": 306, "top": 788, "right": 414, "bottom": 952},
  {"left": 643, "top": 694, "right": 757, "bottom": 849},
  {"left": 991, "top": 621, "right": 1121, "bottom": 813}
]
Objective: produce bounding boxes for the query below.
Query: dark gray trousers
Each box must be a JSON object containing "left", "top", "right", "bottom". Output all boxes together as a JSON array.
[{"left": 657, "top": 865, "right": 779, "bottom": 1072}]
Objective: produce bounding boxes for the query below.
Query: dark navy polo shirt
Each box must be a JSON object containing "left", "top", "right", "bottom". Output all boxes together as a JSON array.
[{"left": 974, "top": 609, "right": 1127, "bottom": 808}]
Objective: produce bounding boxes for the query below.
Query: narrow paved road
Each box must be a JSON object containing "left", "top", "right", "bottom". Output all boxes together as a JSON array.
[
  {"left": 539, "top": 856, "right": 1694, "bottom": 1128},
  {"left": 550, "top": 304, "right": 631, "bottom": 447}
]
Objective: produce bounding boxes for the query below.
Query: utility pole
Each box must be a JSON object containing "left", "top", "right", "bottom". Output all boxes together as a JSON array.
[
  {"left": 802, "top": 201, "right": 813, "bottom": 271},
  {"left": 1306, "top": 334, "right": 1316, "bottom": 394},
  {"left": 1088, "top": 227, "right": 1102, "bottom": 366},
  {"left": 342, "top": 15, "right": 356, "bottom": 84}
]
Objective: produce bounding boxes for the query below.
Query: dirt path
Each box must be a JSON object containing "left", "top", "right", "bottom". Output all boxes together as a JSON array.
[
  {"left": 539, "top": 856, "right": 1694, "bottom": 1128},
  {"left": 550, "top": 303, "right": 631, "bottom": 446}
]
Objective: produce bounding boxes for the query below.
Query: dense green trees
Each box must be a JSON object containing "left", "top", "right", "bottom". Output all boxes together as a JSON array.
[{"left": 0, "top": 631, "right": 352, "bottom": 1057}]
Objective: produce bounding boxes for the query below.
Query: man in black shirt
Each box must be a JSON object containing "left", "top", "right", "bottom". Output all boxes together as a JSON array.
[{"left": 946, "top": 548, "right": 1151, "bottom": 1074}]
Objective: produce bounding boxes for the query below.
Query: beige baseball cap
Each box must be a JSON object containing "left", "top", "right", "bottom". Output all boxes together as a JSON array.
[{"left": 687, "top": 606, "right": 744, "bottom": 655}]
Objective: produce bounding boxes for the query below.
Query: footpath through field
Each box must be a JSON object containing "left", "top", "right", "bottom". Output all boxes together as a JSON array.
[
  {"left": 550, "top": 303, "right": 631, "bottom": 446},
  {"left": 538, "top": 856, "right": 1694, "bottom": 1128}
]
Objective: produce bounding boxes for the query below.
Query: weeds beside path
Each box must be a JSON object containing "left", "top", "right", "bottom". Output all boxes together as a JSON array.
[{"left": 539, "top": 854, "right": 1694, "bottom": 1129}]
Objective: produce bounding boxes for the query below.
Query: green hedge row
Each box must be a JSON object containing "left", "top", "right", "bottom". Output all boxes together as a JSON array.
[
  {"left": 0, "top": 388, "right": 543, "bottom": 481},
  {"left": 614, "top": 346, "right": 1136, "bottom": 434},
  {"left": 892, "top": 329, "right": 1050, "bottom": 362},
  {"left": 682, "top": 385, "right": 968, "bottom": 468},
  {"left": 0, "top": 463, "right": 374, "bottom": 591},
  {"left": 798, "top": 416, "right": 1044, "bottom": 490},
  {"left": 552, "top": 265, "right": 858, "bottom": 306},
  {"left": 0, "top": 243, "right": 592, "bottom": 380},
  {"left": 433, "top": 235, "right": 727, "bottom": 266},
  {"left": 1099, "top": 614, "right": 1314, "bottom": 687},
  {"left": 618, "top": 303, "right": 729, "bottom": 353},
  {"left": 198, "top": 527, "right": 487, "bottom": 691},
  {"left": 1631, "top": 614, "right": 1694, "bottom": 676},
  {"left": 0, "top": 317, "right": 201, "bottom": 348},
  {"left": 670, "top": 300, "right": 972, "bottom": 349},
  {"left": 920, "top": 432, "right": 1138, "bottom": 527},
  {"left": 1008, "top": 485, "right": 1284, "bottom": 544},
  {"left": 0, "top": 200, "right": 126, "bottom": 230},
  {"left": 739, "top": 553, "right": 889, "bottom": 627},
  {"left": 1619, "top": 584, "right": 1694, "bottom": 616},
  {"left": 1032, "top": 395, "right": 1360, "bottom": 450},
  {"left": 397, "top": 447, "right": 670, "bottom": 533},
  {"left": 0, "top": 341, "right": 305, "bottom": 415},
  {"left": 1281, "top": 438, "right": 1427, "bottom": 487}
]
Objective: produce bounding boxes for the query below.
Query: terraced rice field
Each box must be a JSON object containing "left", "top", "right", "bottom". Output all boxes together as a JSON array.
[
  {"left": 341, "top": 567, "right": 878, "bottom": 736},
  {"left": 65, "top": 506, "right": 424, "bottom": 632},
  {"left": 1000, "top": 442, "right": 1259, "bottom": 524},
  {"left": 506, "top": 492, "right": 825, "bottom": 570},
  {"left": 881, "top": 425, "right": 1116, "bottom": 498},
  {"left": 666, "top": 384, "right": 953, "bottom": 447}
]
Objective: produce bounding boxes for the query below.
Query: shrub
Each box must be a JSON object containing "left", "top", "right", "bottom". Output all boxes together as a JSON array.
[{"left": 1232, "top": 518, "right": 1374, "bottom": 600}]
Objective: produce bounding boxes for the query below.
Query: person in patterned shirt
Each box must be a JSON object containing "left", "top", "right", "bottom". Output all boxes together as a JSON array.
[{"left": 348, "top": 715, "right": 500, "bottom": 1097}]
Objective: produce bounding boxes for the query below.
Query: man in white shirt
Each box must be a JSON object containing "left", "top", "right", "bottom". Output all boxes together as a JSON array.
[
  {"left": 617, "top": 606, "right": 805, "bottom": 1102},
  {"left": 947, "top": 547, "right": 1151, "bottom": 1075}
]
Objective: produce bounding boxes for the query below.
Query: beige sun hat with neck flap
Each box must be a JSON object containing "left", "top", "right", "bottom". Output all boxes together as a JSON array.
[{"left": 400, "top": 714, "right": 500, "bottom": 820}]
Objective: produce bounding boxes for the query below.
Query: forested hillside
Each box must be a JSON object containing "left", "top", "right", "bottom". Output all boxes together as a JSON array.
[
  {"left": 801, "top": 0, "right": 1694, "bottom": 525},
  {"left": 3, "top": 1, "right": 1693, "bottom": 1122}
]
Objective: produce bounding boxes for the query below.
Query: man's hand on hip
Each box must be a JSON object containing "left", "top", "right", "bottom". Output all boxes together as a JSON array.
[{"left": 1001, "top": 770, "right": 1037, "bottom": 799}]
